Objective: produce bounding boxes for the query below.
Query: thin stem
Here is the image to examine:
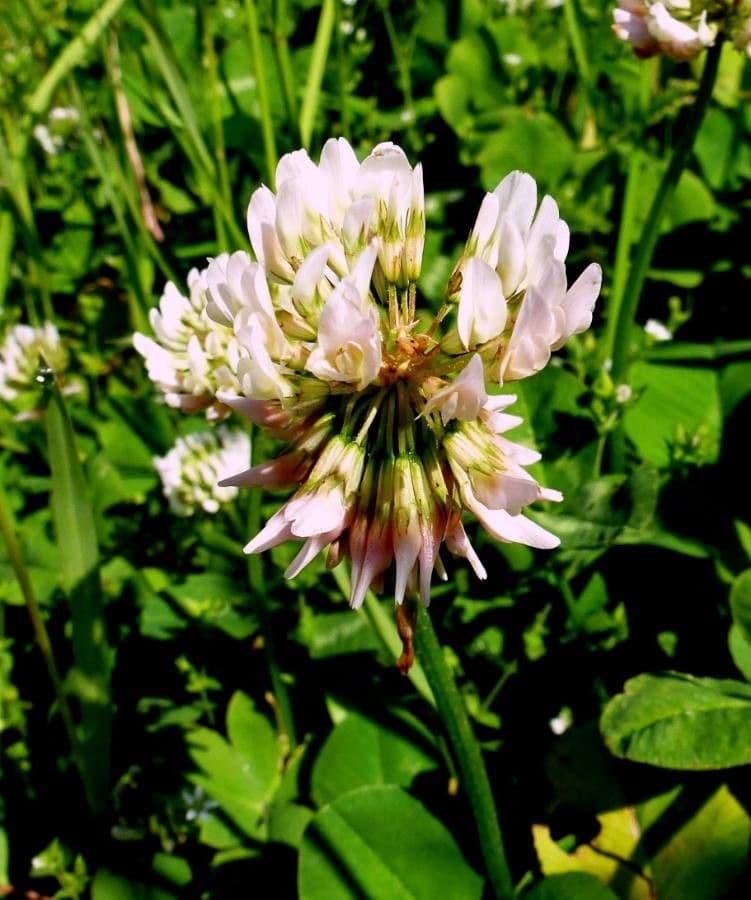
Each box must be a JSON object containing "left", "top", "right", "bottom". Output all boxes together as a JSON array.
[
  {"left": 272, "top": 0, "right": 299, "bottom": 135},
  {"left": 610, "top": 42, "right": 721, "bottom": 386},
  {"left": 245, "top": 0, "right": 279, "bottom": 185},
  {"left": 246, "top": 474, "right": 297, "bottom": 749},
  {"left": 414, "top": 606, "right": 514, "bottom": 899},
  {"left": 0, "top": 481, "right": 78, "bottom": 760},
  {"left": 201, "top": 2, "right": 231, "bottom": 249},
  {"left": 608, "top": 42, "right": 721, "bottom": 470},
  {"left": 299, "top": 0, "right": 336, "bottom": 150}
]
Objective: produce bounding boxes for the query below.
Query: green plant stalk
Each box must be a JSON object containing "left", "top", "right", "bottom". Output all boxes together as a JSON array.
[
  {"left": 378, "top": 0, "right": 418, "bottom": 144},
  {"left": 602, "top": 151, "right": 644, "bottom": 364},
  {"left": 414, "top": 606, "right": 514, "bottom": 900},
  {"left": 299, "top": 0, "right": 335, "bottom": 151},
  {"left": 23, "top": 0, "right": 128, "bottom": 132},
  {"left": 610, "top": 42, "right": 722, "bottom": 386},
  {"left": 201, "top": 2, "right": 231, "bottom": 249},
  {"left": 563, "top": 0, "right": 594, "bottom": 119},
  {"left": 46, "top": 383, "right": 112, "bottom": 815},
  {"left": 272, "top": 0, "right": 299, "bottom": 134},
  {"left": 246, "top": 485, "right": 297, "bottom": 748},
  {"left": 608, "top": 42, "right": 721, "bottom": 469},
  {"left": 329, "top": 565, "right": 435, "bottom": 706},
  {"left": 137, "top": 3, "right": 246, "bottom": 248},
  {"left": 0, "top": 479, "right": 79, "bottom": 761},
  {"left": 244, "top": 0, "right": 279, "bottom": 185}
]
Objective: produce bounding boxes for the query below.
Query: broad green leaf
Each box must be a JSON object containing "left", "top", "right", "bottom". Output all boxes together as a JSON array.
[
  {"left": 477, "top": 111, "right": 574, "bottom": 191},
  {"left": 226, "top": 691, "right": 280, "bottom": 798},
  {"left": 91, "top": 869, "right": 174, "bottom": 900},
  {"left": 187, "top": 691, "right": 282, "bottom": 840},
  {"left": 601, "top": 672, "right": 751, "bottom": 769},
  {"left": 729, "top": 569, "right": 751, "bottom": 642},
  {"left": 728, "top": 625, "right": 751, "bottom": 682},
  {"left": 639, "top": 786, "right": 750, "bottom": 900},
  {"left": 311, "top": 713, "right": 437, "bottom": 806},
  {"left": 298, "top": 785, "right": 484, "bottom": 900},
  {"left": 525, "top": 873, "right": 620, "bottom": 900},
  {"left": 45, "top": 384, "right": 111, "bottom": 813},
  {"left": 533, "top": 807, "right": 649, "bottom": 900},
  {"left": 623, "top": 364, "right": 721, "bottom": 467},
  {"left": 166, "top": 573, "right": 256, "bottom": 638}
]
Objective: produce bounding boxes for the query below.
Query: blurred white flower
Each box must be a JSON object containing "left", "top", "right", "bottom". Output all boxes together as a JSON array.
[
  {"left": 644, "top": 318, "right": 673, "bottom": 342},
  {"left": 155, "top": 427, "right": 251, "bottom": 516},
  {"left": 612, "top": 0, "right": 727, "bottom": 60},
  {"left": 0, "top": 322, "right": 68, "bottom": 403}
]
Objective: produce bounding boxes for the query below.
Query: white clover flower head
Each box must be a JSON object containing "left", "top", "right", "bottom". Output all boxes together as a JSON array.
[
  {"left": 0, "top": 322, "right": 68, "bottom": 403},
  {"left": 154, "top": 427, "right": 250, "bottom": 516},
  {"left": 612, "top": 0, "right": 728, "bottom": 60},
  {"left": 138, "top": 139, "right": 602, "bottom": 607},
  {"left": 134, "top": 261, "right": 243, "bottom": 419}
]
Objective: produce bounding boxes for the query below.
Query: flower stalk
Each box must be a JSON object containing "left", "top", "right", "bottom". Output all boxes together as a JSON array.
[
  {"left": 608, "top": 39, "right": 721, "bottom": 466},
  {"left": 414, "top": 605, "right": 514, "bottom": 899}
]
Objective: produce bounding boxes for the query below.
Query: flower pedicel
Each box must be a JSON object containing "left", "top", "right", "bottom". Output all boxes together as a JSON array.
[{"left": 136, "top": 140, "right": 602, "bottom": 608}]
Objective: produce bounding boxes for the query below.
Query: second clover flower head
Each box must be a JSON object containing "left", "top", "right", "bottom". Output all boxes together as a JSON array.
[
  {"left": 138, "top": 138, "right": 602, "bottom": 608},
  {"left": 612, "top": 0, "right": 751, "bottom": 60}
]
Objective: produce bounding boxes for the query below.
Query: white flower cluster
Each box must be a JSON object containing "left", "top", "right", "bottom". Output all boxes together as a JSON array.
[
  {"left": 613, "top": 0, "right": 751, "bottom": 60},
  {"left": 137, "top": 139, "right": 602, "bottom": 606},
  {"left": 134, "top": 263, "right": 242, "bottom": 419},
  {"left": 0, "top": 322, "right": 68, "bottom": 404},
  {"left": 154, "top": 427, "right": 251, "bottom": 516}
]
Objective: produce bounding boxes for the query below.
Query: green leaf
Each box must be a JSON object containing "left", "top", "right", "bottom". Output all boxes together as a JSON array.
[
  {"left": 729, "top": 569, "right": 751, "bottom": 642},
  {"left": 623, "top": 363, "right": 721, "bottom": 467},
  {"left": 45, "top": 384, "right": 111, "bottom": 813},
  {"left": 524, "top": 873, "right": 619, "bottom": 900},
  {"left": 166, "top": 573, "right": 257, "bottom": 638},
  {"left": 91, "top": 869, "right": 175, "bottom": 900},
  {"left": 728, "top": 625, "right": 751, "bottom": 682},
  {"left": 311, "top": 713, "right": 437, "bottom": 807},
  {"left": 639, "top": 786, "right": 750, "bottom": 900},
  {"left": 601, "top": 672, "right": 751, "bottom": 769},
  {"left": 477, "top": 111, "right": 574, "bottom": 191},
  {"left": 298, "top": 785, "right": 484, "bottom": 900},
  {"left": 187, "top": 691, "right": 282, "bottom": 840}
]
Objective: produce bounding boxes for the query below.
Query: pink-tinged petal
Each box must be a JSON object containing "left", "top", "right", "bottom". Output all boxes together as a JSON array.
[
  {"left": 468, "top": 193, "right": 500, "bottom": 262},
  {"left": 285, "top": 528, "right": 341, "bottom": 579},
  {"left": 445, "top": 520, "right": 487, "bottom": 580},
  {"left": 349, "top": 518, "right": 392, "bottom": 609},
  {"left": 218, "top": 451, "right": 308, "bottom": 488},
  {"left": 466, "top": 487, "right": 560, "bottom": 549},
  {"left": 496, "top": 216, "right": 526, "bottom": 298},
  {"left": 275, "top": 148, "right": 317, "bottom": 188},
  {"left": 215, "top": 392, "right": 290, "bottom": 432},
  {"left": 557, "top": 263, "right": 602, "bottom": 344},
  {"left": 244, "top": 508, "right": 294, "bottom": 554},
  {"left": 456, "top": 257, "right": 507, "bottom": 349},
  {"left": 287, "top": 488, "right": 346, "bottom": 537},
  {"left": 492, "top": 171, "right": 537, "bottom": 235},
  {"left": 423, "top": 354, "right": 488, "bottom": 425},
  {"left": 247, "top": 188, "right": 295, "bottom": 283}
]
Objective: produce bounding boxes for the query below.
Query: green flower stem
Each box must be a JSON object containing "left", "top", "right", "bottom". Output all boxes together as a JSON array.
[
  {"left": 246, "top": 486, "right": 297, "bottom": 749},
  {"left": 0, "top": 479, "right": 78, "bottom": 764},
  {"left": 244, "top": 0, "right": 279, "bottom": 185},
  {"left": 272, "top": 0, "right": 299, "bottom": 136},
  {"left": 609, "top": 42, "right": 722, "bottom": 388},
  {"left": 299, "top": 0, "right": 336, "bottom": 150},
  {"left": 414, "top": 606, "right": 514, "bottom": 899}
]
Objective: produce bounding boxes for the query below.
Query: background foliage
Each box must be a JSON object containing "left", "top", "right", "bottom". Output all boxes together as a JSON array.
[{"left": 1, "top": 0, "right": 751, "bottom": 897}]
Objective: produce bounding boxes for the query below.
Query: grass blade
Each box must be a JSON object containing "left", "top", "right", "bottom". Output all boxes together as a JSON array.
[
  {"left": 299, "top": 0, "right": 335, "bottom": 150},
  {"left": 46, "top": 383, "right": 112, "bottom": 815}
]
